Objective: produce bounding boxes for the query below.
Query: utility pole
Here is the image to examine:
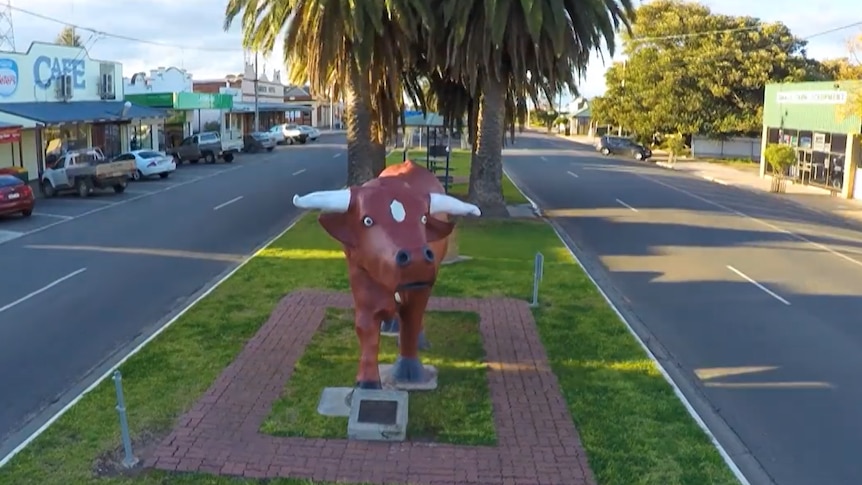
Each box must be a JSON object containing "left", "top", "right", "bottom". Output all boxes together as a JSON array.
[
  {"left": 329, "top": 89, "right": 334, "bottom": 131},
  {"left": 253, "top": 51, "right": 260, "bottom": 132}
]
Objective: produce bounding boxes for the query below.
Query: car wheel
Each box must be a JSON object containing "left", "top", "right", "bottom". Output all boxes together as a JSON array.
[
  {"left": 76, "top": 179, "right": 91, "bottom": 198},
  {"left": 286, "top": 138, "right": 294, "bottom": 145},
  {"left": 190, "top": 159, "right": 200, "bottom": 164},
  {"left": 635, "top": 152, "right": 643, "bottom": 160},
  {"left": 224, "top": 153, "right": 234, "bottom": 163},
  {"left": 113, "top": 184, "right": 126, "bottom": 194},
  {"left": 205, "top": 152, "right": 216, "bottom": 164},
  {"left": 267, "top": 146, "right": 274, "bottom": 152},
  {"left": 159, "top": 172, "right": 170, "bottom": 179},
  {"left": 132, "top": 169, "right": 143, "bottom": 181},
  {"left": 21, "top": 209, "right": 32, "bottom": 217},
  {"left": 41, "top": 180, "right": 56, "bottom": 198},
  {"left": 601, "top": 147, "right": 610, "bottom": 155},
  {"left": 173, "top": 154, "right": 182, "bottom": 165}
]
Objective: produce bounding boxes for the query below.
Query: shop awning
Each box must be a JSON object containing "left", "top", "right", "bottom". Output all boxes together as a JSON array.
[
  {"left": 230, "top": 102, "right": 312, "bottom": 113},
  {"left": 0, "top": 101, "right": 168, "bottom": 125},
  {"left": 0, "top": 121, "right": 22, "bottom": 144}
]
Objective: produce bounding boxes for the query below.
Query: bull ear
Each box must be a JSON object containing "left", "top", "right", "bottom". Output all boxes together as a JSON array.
[
  {"left": 425, "top": 217, "right": 454, "bottom": 242},
  {"left": 319, "top": 213, "right": 357, "bottom": 248}
]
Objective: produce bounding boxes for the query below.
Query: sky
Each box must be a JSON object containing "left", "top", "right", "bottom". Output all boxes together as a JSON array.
[{"left": 4, "top": 0, "right": 861, "bottom": 102}]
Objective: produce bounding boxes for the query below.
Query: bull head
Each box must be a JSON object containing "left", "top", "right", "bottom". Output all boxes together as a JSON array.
[{"left": 293, "top": 187, "right": 481, "bottom": 292}]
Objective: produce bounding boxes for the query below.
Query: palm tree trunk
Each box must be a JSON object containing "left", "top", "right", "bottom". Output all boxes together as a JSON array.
[
  {"left": 344, "top": 65, "right": 375, "bottom": 186},
  {"left": 467, "top": 74, "right": 508, "bottom": 218},
  {"left": 370, "top": 118, "right": 387, "bottom": 177}
]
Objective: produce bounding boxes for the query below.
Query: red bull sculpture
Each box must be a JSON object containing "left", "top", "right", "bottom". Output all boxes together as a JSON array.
[{"left": 293, "top": 160, "right": 481, "bottom": 389}]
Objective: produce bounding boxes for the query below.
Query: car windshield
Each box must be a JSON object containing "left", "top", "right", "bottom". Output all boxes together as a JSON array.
[
  {"left": 138, "top": 151, "right": 162, "bottom": 158},
  {"left": 269, "top": 126, "right": 281, "bottom": 132},
  {"left": 0, "top": 175, "right": 21, "bottom": 187},
  {"left": 286, "top": 124, "right": 297, "bottom": 129}
]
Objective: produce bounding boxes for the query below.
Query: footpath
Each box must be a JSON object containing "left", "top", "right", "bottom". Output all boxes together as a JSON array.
[{"left": 553, "top": 132, "right": 862, "bottom": 224}]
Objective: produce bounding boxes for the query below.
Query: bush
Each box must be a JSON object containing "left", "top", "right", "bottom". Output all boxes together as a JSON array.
[
  {"left": 763, "top": 143, "right": 796, "bottom": 176},
  {"left": 665, "top": 133, "right": 687, "bottom": 156}
]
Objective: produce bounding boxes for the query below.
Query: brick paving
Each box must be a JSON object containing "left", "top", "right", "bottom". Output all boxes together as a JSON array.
[{"left": 150, "top": 290, "right": 595, "bottom": 485}]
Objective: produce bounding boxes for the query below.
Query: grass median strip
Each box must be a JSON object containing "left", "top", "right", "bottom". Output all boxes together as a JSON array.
[
  {"left": 387, "top": 149, "right": 529, "bottom": 205},
  {"left": 261, "top": 309, "right": 495, "bottom": 445},
  {"left": 1, "top": 196, "right": 736, "bottom": 484}
]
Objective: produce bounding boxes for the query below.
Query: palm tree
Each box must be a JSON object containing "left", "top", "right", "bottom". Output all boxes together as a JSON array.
[
  {"left": 427, "top": 0, "right": 635, "bottom": 216},
  {"left": 224, "top": 0, "right": 431, "bottom": 185},
  {"left": 56, "top": 26, "right": 83, "bottom": 47}
]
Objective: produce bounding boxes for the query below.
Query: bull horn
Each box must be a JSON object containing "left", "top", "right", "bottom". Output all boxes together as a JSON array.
[
  {"left": 429, "top": 193, "right": 482, "bottom": 217},
  {"left": 292, "top": 189, "right": 351, "bottom": 213}
]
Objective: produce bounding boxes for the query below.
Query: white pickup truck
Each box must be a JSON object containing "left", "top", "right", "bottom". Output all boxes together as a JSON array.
[{"left": 41, "top": 147, "right": 134, "bottom": 198}]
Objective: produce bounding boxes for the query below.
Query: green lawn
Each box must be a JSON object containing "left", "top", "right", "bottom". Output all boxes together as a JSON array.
[
  {"left": 0, "top": 210, "right": 737, "bottom": 484},
  {"left": 388, "top": 149, "right": 530, "bottom": 205},
  {"left": 703, "top": 158, "right": 759, "bottom": 172},
  {"left": 261, "top": 309, "right": 495, "bottom": 445}
]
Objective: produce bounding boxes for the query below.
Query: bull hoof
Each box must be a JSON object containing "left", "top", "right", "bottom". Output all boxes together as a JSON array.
[
  {"left": 391, "top": 357, "right": 431, "bottom": 383},
  {"left": 380, "top": 318, "right": 400, "bottom": 336},
  {"left": 355, "top": 380, "right": 383, "bottom": 390}
]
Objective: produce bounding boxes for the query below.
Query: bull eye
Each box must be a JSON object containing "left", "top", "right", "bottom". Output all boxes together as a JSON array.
[
  {"left": 362, "top": 216, "right": 374, "bottom": 227},
  {"left": 421, "top": 215, "right": 427, "bottom": 224}
]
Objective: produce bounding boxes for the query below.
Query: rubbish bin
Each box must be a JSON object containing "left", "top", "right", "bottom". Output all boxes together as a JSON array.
[{"left": 565, "top": 125, "right": 571, "bottom": 136}]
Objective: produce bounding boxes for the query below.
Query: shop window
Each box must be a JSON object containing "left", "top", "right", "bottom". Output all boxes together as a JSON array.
[
  {"left": 42, "top": 123, "right": 90, "bottom": 156},
  {"left": 780, "top": 128, "right": 798, "bottom": 145},
  {"left": 767, "top": 128, "right": 780, "bottom": 144},
  {"left": 798, "top": 131, "right": 813, "bottom": 149},
  {"left": 831, "top": 134, "right": 847, "bottom": 153},
  {"left": 129, "top": 124, "right": 153, "bottom": 150}
]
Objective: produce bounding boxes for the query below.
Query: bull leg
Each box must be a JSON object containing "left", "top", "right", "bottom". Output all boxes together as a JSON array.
[
  {"left": 354, "top": 310, "right": 382, "bottom": 389},
  {"left": 391, "top": 289, "right": 434, "bottom": 384}
]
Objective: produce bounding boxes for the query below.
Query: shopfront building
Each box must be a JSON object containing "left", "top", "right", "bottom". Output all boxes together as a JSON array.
[
  {"left": 125, "top": 67, "right": 234, "bottom": 151},
  {"left": 761, "top": 81, "right": 862, "bottom": 199},
  {"left": 0, "top": 42, "right": 166, "bottom": 181}
]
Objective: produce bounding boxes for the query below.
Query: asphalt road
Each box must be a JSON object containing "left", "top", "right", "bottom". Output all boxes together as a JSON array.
[
  {"left": 0, "top": 135, "right": 347, "bottom": 459},
  {"left": 505, "top": 132, "right": 862, "bottom": 485}
]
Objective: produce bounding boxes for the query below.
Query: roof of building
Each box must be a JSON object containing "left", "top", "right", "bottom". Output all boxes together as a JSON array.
[
  {"left": 570, "top": 105, "right": 591, "bottom": 118},
  {"left": 0, "top": 121, "right": 21, "bottom": 128},
  {"left": 0, "top": 101, "right": 167, "bottom": 124}
]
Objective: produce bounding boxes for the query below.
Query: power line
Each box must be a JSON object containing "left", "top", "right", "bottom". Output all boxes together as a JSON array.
[
  {"left": 8, "top": 4, "right": 243, "bottom": 52},
  {"left": 803, "top": 20, "right": 862, "bottom": 40}
]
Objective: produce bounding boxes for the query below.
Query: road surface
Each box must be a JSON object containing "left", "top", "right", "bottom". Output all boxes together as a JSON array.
[
  {"left": 505, "top": 132, "right": 862, "bottom": 485},
  {"left": 0, "top": 136, "right": 347, "bottom": 460}
]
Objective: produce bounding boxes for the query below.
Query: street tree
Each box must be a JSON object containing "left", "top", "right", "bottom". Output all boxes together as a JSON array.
[
  {"left": 224, "top": 0, "right": 430, "bottom": 185},
  {"left": 56, "top": 26, "right": 83, "bottom": 47},
  {"left": 591, "top": 0, "right": 824, "bottom": 140},
  {"left": 427, "top": 0, "right": 635, "bottom": 217}
]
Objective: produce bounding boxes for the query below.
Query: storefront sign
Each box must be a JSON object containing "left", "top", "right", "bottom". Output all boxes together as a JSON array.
[
  {"left": 33, "top": 55, "right": 87, "bottom": 90},
  {"left": 776, "top": 90, "right": 847, "bottom": 104},
  {"left": 0, "top": 58, "right": 18, "bottom": 97},
  {"left": 0, "top": 126, "right": 21, "bottom": 144}
]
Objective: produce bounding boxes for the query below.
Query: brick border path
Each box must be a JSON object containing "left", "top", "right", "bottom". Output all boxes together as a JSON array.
[{"left": 150, "top": 290, "right": 595, "bottom": 485}]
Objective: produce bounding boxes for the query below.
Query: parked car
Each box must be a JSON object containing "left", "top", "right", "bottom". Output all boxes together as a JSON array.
[
  {"left": 267, "top": 125, "right": 286, "bottom": 144},
  {"left": 0, "top": 174, "right": 34, "bottom": 217},
  {"left": 40, "top": 147, "right": 134, "bottom": 198},
  {"left": 279, "top": 123, "right": 307, "bottom": 145},
  {"left": 115, "top": 150, "right": 176, "bottom": 181},
  {"left": 297, "top": 125, "right": 320, "bottom": 141},
  {"left": 166, "top": 131, "right": 239, "bottom": 164},
  {"left": 243, "top": 132, "right": 277, "bottom": 153},
  {"left": 597, "top": 135, "right": 652, "bottom": 160}
]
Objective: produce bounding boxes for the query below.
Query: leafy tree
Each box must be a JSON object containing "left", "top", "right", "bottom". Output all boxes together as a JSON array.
[
  {"left": 56, "top": 26, "right": 83, "bottom": 47},
  {"left": 592, "top": 0, "right": 824, "bottom": 139},
  {"left": 425, "top": 0, "right": 635, "bottom": 216},
  {"left": 224, "top": 0, "right": 429, "bottom": 185}
]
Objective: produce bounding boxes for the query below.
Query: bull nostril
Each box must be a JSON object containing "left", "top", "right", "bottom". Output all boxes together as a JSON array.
[
  {"left": 395, "top": 249, "right": 411, "bottom": 267},
  {"left": 423, "top": 246, "right": 435, "bottom": 263}
]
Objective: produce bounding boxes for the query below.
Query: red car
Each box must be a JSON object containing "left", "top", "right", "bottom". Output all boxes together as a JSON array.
[{"left": 0, "top": 174, "right": 35, "bottom": 217}]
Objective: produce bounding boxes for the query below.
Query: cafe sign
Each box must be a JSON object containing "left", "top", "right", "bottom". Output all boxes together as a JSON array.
[
  {"left": 0, "top": 126, "right": 21, "bottom": 144},
  {"left": 776, "top": 90, "right": 847, "bottom": 104}
]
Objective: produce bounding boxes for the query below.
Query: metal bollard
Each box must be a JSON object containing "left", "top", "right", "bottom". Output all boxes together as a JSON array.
[
  {"left": 112, "top": 370, "right": 139, "bottom": 469},
  {"left": 530, "top": 252, "right": 544, "bottom": 307}
]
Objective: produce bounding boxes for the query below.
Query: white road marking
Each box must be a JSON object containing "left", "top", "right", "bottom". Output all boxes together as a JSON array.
[
  {"left": 0, "top": 230, "right": 23, "bottom": 243},
  {"left": 0, "top": 165, "right": 244, "bottom": 247},
  {"left": 0, "top": 268, "right": 87, "bottom": 314},
  {"left": 332, "top": 153, "right": 342, "bottom": 158},
  {"left": 0, "top": 217, "right": 304, "bottom": 468},
  {"left": 213, "top": 196, "right": 243, "bottom": 211},
  {"left": 292, "top": 168, "right": 306, "bottom": 176},
  {"left": 503, "top": 162, "right": 751, "bottom": 485},
  {"left": 541, "top": 156, "right": 548, "bottom": 161},
  {"left": 120, "top": 190, "right": 153, "bottom": 195},
  {"left": 32, "top": 212, "right": 72, "bottom": 220},
  {"left": 566, "top": 171, "right": 579, "bottom": 178},
  {"left": 616, "top": 198, "right": 638, "bottom": 212},
  {"left": 639, "top": 174, "right": 862, "bottom": 269},
  {"left": 726, "top": 265, "right": 791, "bottom": 305}
]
